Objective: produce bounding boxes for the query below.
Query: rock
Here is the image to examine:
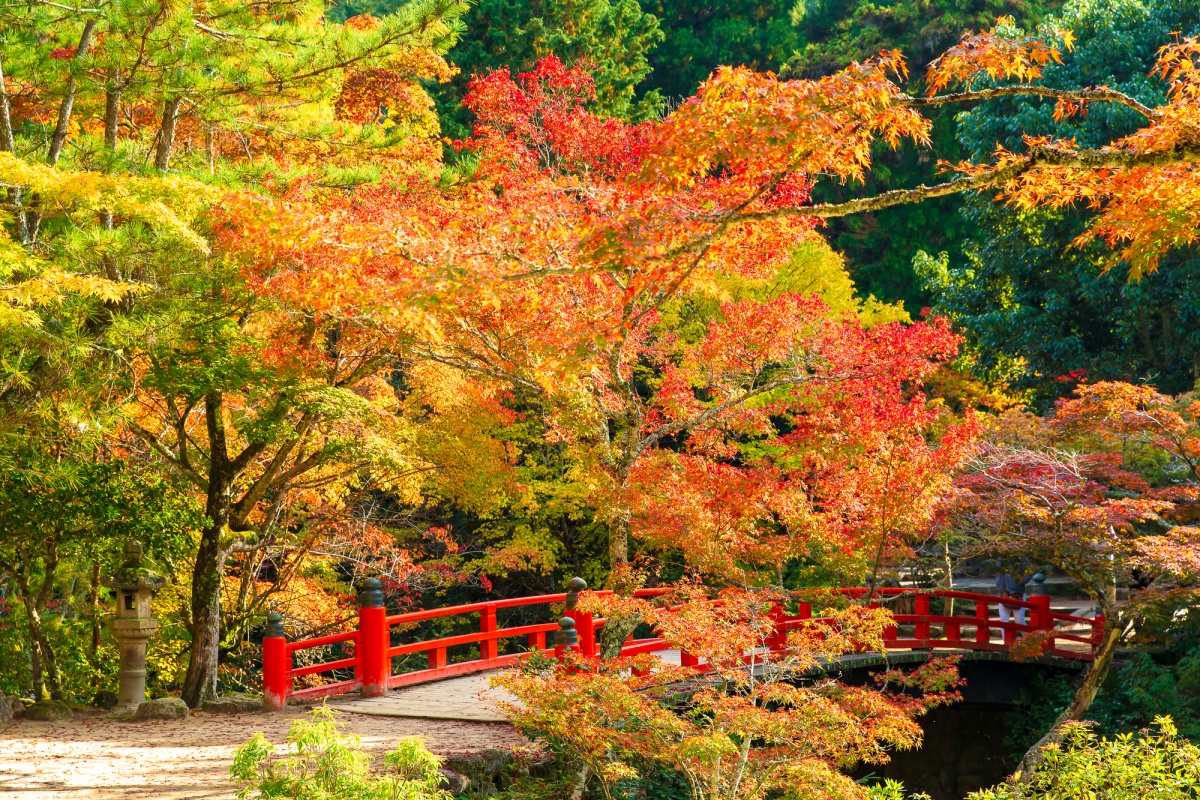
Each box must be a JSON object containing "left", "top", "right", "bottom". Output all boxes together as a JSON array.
[
  {"left": 445, "top": 749, "right": 512, "bottom": 794},
  {"left": 9, "top": 697, "right": 25, "bottom": 718},
  {"left": 201, "top": 695, "right": 261, "bottom": 714},
  {"left": 439, "top": 768, "right": 471, "bottom": 795},
  {"left": 527, "top": 758, "right": 560, "bottom": 780},
  {"left": 0, "top": 692, "right": 12, "bottom": 726},
  {"left": 477, "top": 748, "right": 512, "bottom": 778},
  {"left": 446, "top": 748, "right": 511, "bottom": 781},
  {"left": 135, "top": 697, "right": 189, "bottom": 719},
  {"left": 24, "top": 700, "right": 73, "bottom": 721},
  {"left": 92, "top": 690, "right": 119, "bottom": 710}
]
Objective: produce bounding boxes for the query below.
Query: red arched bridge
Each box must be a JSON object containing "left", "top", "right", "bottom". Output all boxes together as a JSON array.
[{"left": 261, "top": 577, "right": 1103, "bottom": 710}]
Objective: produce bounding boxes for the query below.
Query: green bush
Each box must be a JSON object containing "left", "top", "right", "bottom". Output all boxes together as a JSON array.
[
  {"left": 973, "top": 718, "right": 1200, "bottom": 800},
  {"left": 230, "top": 707, "right": 452, "bottom": 800}
]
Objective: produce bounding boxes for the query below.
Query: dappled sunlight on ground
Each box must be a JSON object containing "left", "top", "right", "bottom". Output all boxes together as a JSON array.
[{"left": 0, "top": 706, "right": 525, "bottom": 799}]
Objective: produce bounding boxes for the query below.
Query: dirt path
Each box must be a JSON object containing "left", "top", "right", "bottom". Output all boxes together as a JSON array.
[{"left": 0, "top": 707, "right": 526, "bottom": 800}]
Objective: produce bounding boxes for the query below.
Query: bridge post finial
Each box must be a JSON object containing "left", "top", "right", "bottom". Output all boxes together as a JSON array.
[
  {"left": 565, "top": 576, "right": 587, "bottom": 610},
  {"left": 555, "top": 615, "right": 578, "bottom": 648},
  {"left": 554, "top": 616, "right": 579, "bottom": 666},
  {"left": 563, "top": 577, "right": 595, "bottom": 656},
  {"left": 358, "top": 577, "right": 384, "bottom": 608},
  {"left": 1028, "top": 573, "right": 1048, "bottom": 596}
]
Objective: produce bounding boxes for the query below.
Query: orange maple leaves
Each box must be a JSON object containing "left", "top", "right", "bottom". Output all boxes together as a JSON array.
[
  {"left": 925, "top": 16, "right": 1072, "bottom": 95},
  {"left": 495, "top": 587, "right": 960, "bottom": 800}
]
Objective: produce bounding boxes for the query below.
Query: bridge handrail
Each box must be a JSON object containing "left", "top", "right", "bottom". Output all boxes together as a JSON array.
[
  {"left": 837, "top": 587, "right": 1081, "bottom": 613},
  {"left": 260, "top": 579, "right": 1103, "bottom": 710}
]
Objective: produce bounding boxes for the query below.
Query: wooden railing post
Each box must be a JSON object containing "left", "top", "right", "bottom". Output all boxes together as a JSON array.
[
  {"left": 766, "top": 603, "right": 788, "bottom": 652},
  {"left": 975, "top": 599, "right": 990, "bottom": 644},
  {"left": 480, "top": 602, "right": 498, "bottom": 660},
  {"left": 262, "top": 613, "right": 290, "bottom": 711},
  {"left": 942, "top": 592, "right": 961, "bottom": 644},
  {"left": 1028, "top": 573, "right": 1054, "bottom": 653},
  {"left": 428, "top": 647, "right": 448, "bottom": 669},
  {"left": 564, "top": 577, "right": 596, "bottom": 657},
  {"left": 914, "top": 594, "right": 931, "bottom": 642},
  {"left": 876, "top": 594, "right": 898, "bottom": 644},
  {"left": 357, "top": 578, "right": 390, "bottom": 697}
]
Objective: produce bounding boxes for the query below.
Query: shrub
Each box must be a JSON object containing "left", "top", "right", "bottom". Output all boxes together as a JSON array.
[
  {"left": 229, "top": 706, "right": 452, "bottom": 800},
  {"left": 972, "top": 717, "right": 1200, "bottom": 799}
]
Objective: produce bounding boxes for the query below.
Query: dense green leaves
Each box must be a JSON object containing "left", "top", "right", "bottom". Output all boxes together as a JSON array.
[
  {"left": 922, "top": 0, "right": 1200, "bottom": 406},
  {"left": 973, "top": 718, "right": 1200, "bottom": 799},
  {"left": 230, "top": 707, "right": 453, "bottom": 800}
]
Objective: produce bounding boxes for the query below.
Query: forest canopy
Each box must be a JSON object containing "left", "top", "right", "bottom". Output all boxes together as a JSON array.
[{"left": 2, "top": 0, "right": 1200, "bottom": 796}]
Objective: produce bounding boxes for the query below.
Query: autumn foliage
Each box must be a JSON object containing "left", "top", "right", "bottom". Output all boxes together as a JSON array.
[{"left": 5, "top": 3, "right": 1200, "bottom": 788}]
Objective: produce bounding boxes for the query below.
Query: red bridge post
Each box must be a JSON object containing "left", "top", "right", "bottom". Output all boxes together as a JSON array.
[
  {"left": 262, "top": 612, "right": 290, "bottom": 711},
  {"left": 480, "top": 603, "right": 499, "bottom": 660},
  {"left": 357, "top": 578, "right": 390, "bottom": 697},
  {"left": 975, "top": 599, "right": 990, "bottom": 645},
  {"left": 766, "top": 602, "right": 788, "bottom": 652},
  {"left": 564, "top": 577, "right": 596, "bottom": 657},
  {"left": 914, "top": 594, "right": 931, "bottom": 643},
  {"left": 1028, "top": 573, "right": 1054, "bottom": 653}
]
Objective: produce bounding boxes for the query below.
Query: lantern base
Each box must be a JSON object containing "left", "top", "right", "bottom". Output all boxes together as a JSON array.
[{"left": 108, "top": 618, "right": 160, "bottom": 714}]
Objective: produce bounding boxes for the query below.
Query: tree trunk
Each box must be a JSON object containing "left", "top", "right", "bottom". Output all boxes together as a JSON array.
[
  {"left": 25, "top": 601, "right": 64, "bottom": 700},
  {"left": 103, "top": 86, "right": 121, "bottom": 154},
  {"left": 100, "top": 84, "right": 120, "bottom": 275},
  {"left": 942, "top": 540, "right": 954, "bottom": 618},
  {"left": 154, "top": 97, "right": 181, "bottom": 171},
  {"left": 29, "top": 625, "right": 45, "bottom": 700},
  {"left": 1013, "top": 616, "right": 1123, "bottom": 780},
  {"left": 46, "top": 19, "right": 96, "bottom": 166},
  {"left": 89, "top": 558, "right": 102, "bottom": 657},
  {"left": 182, "top": 393, "right": 233, "bottom": 707},
  {"left": 0, "top": 54, "right": 30, "bottom": 244},
  {"left": 0, "top": 55, "right": 14, "bottom": 153},
  {"left": 181, "top": 522, "right": 227, "bottom": 707},
  {"left": 608, "top": 514, "right": 630, "bottom": 567}
]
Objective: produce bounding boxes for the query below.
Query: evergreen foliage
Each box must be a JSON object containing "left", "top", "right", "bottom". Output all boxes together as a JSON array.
[{"left": 922, "top": 0, "right": 1200, "bottom": 406}]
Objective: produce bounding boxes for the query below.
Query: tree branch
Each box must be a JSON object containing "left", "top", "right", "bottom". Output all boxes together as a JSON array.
[
  {"left": 904, "top": 85, "right": 1159, "bottom": 120},
  {"left": 738, "top": 143, "right": 1200, "bottom": 223}
]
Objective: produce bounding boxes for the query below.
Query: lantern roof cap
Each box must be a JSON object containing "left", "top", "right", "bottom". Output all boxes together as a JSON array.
[{"left": 103, "top": 539, "right": 166, "bottom": 591}]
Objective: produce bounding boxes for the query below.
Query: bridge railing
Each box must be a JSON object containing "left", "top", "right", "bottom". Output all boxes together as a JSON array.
[
  {"left": 261, "top": 575, "right": 1101, "bottom": 709},
  {"left": 262, "top": 578, "right": 673, "bottom": 708}
]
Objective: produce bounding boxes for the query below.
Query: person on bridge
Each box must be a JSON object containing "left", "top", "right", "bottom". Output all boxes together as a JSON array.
[{"left": 996, "top": 572, "right": 1030, "bottom": 627}]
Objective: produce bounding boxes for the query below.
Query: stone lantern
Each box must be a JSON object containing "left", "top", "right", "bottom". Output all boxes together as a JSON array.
[{"left": 104, "top": 540, "right": 166, "bottom": 714}]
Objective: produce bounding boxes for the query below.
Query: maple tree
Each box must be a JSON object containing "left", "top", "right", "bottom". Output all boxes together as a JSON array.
[
  {"left": 229, "top": 12, "right": 1200, "bottom": 585},
  {"left": 948, "top": 381, "right": 1200, "bottom": 774},
  {"left": 496, "top": 588, "right": 963, "bottom": 800},
  {"left": 3, "top": 11, "right": 1200, "bottom": 778},
  {"left": 0, "top": 0, "right": 478, "bottom": 706},
  {"left": 233, "top": 57, "right": 977, "bottom": 591}
]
